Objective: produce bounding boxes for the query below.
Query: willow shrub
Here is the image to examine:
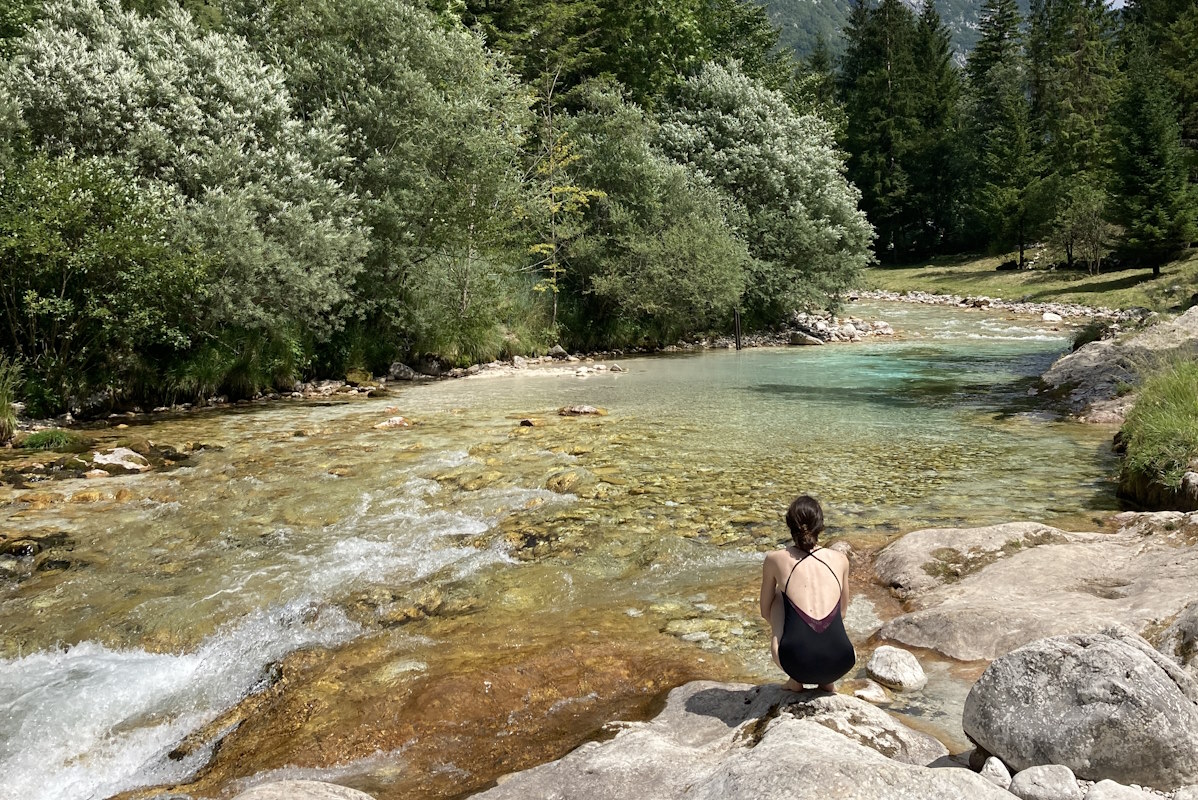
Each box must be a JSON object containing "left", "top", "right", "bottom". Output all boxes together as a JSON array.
[{"left": 1121, "top": 358, "right": 1198, "bottom": 490}]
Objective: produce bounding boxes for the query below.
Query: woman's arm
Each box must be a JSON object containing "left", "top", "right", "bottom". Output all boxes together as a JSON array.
[
  {"left": 839, "top": 555, "right": 851, "bottom": 615},
  {"left": 759, "top": 555, "right": 777, "bottom": 620}
]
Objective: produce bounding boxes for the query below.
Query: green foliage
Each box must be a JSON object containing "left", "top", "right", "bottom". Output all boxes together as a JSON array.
[
  {"left": 5, "top": 0, "right": 367, "bottom": 341},
  {"left": 20, "top": 428, "right": 90, "bottom": 451},
  {"left": 562, "top": 82, "right": 748, "bottom": 346},
  {"left": 659, "top": 61, "right": 873, "bottom": 322},
  {"left": 1050, "top": 176, "right": 1112, "bottom": 273},
  {"left": 167, "top": 328, "right": 307, "bottom": 401},
  {"left": 0, "top": 153, "right": 208, "bottom": 416},
  {"left": 0, "top": 0, "right": 39, "bottom": 57},
  {"left": 1110, "top": 35, "right": 1197, "bottom": 269},
  {"left": 225, "top": 0, "right": 537, "bottom": 359},
  {"left": 1121, "top": 358, "right": 1198, "bottom": 490},
  {"left": 0, "top": 356, "right": 20, "bottom": 444}
]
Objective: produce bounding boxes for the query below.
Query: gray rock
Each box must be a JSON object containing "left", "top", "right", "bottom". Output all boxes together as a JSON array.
[
  {"left": 232, "top": 780, "right": 376, "bottom": 800},
  {"left": 1157, "top": 601, "right": 1198, "bottom": 676},
  {"left": 512, "top": 355, "right": 527, "bottom": 368},
  {"left": 548, "top": 344, "right": 569, "bottom": 359},
  {"left": 469, "top": 681, "right": 1008, "bottom": 800},
  {"left": 386, "top": 362, "right": 420, "bottom": 381},
  {"left": 852, "top": 680, "right": 891, "bottom": 705},
  {"left": 1084, "top": 780, "right": 1155, "bottom": 800},
  {"left": 1009, "top": 765, "right": 1082, "bottom": 800},
  {"left": 874, "top": 516, "right": 1198, "bottom": 661},
  {"left": 980, "top": 756, "right": 1012, "bottom": 790},
  {"left": 962, "top": 627, "right": 1198, "bottom": 790},
  {"left": 789, "top": 331, "right": 824, "bottom": 346},
  {"left": 1173, "top": 786, "right": 1198, "bottom": 800},
  {"left": 865, "top": 646, "right": 927, "bottom": 691},
  {"left": 1041, "top": 305, "right": 1198, "bottom": 416}
]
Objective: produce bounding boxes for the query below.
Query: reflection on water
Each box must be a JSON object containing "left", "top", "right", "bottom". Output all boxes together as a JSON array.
[{"left": 0, "top": 302, "right": 1118, "bottom": 799}]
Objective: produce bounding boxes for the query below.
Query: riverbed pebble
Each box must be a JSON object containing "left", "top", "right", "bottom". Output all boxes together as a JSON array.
[{"left": 865, "top": 645, "right": 928, "bottom": 691}]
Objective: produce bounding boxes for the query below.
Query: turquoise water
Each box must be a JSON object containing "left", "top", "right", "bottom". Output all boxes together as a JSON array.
[{"left": 0, "top": 301, "right": 1118, "bottom": 799}]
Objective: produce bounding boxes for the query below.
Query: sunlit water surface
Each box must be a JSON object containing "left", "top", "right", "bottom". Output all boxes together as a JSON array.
[{"left": 0, "top": 302, "right": 1119, "bottom": 800}]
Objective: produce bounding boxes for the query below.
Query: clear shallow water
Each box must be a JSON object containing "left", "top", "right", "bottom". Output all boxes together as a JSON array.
[{"left": 0, "top": 302, "right": 1118, "bottom": 799}]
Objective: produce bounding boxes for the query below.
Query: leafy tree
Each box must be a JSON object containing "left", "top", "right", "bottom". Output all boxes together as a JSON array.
[
  {"left": 224, "top": 0, "right": 536, "bottom": 362},
  {"left": 659, "top": 61, "right": 873, "bottom": 322},
  {"left": 0, "top": 0, "right": 39, "bottom": 57},
  {"left": 1050, "top": 177, "right": 1111, "bottom": 273},
  {"left": 1110, "top": 36, "right": 1197, "bottom": 273},
  {"left": 4, "top": 0, "right": 367, "bottom": 342},
  {"left": 0, "top": 154, "right": 207, "bottom": 414},
  {"left": 561, "top": 81, "right": 748, "bottom": 346}
]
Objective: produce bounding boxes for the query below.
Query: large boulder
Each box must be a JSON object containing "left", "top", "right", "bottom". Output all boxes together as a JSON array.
[
  {"left": 962, "top": 627, "right": 1198, "bottom": 790},
  {"left": 1041, "top": 306, "right": 1198, "bottom": 420},
  {"left": 874, "top": 515, "right": 1198, "bottom": 661},
  {"left": 469, "top": 681, "right": 1009, "bottom": 800}
]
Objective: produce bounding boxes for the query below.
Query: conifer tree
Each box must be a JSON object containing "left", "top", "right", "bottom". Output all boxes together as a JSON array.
[
  {"left": 1110, "top": 36, "right": 1197, "bottom": 273},
  {"left": 966, "top": 0, "right": 1047, "bottom": 263},
  {"left": 840, "top": 0, "right": 921, "bottom": 259}
]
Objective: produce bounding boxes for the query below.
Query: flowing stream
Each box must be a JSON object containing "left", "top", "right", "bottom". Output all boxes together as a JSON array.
[{"left": 0, "top": 302, "right": 1119, "bottom": 800}]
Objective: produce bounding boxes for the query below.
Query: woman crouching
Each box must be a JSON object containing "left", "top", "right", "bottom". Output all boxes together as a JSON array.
[{"left": 759, "top": 494, "right": 854, "bottom": 691}]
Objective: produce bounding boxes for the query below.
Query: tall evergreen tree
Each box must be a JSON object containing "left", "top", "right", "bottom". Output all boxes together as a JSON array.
[
  {"left": 1028, "top": 0, "right": 1118, "bottom": 184},
  {"left": 840, "top": 0, "right": 921, "bottom": 260},
  {"left": 966, "top": 0, "right": 1047, "bottom": 263},
  {"left": 908, "top": 1, "right": 965, "bottom": 253},
  {"left": 1110, "top": 35, "right": 1197, "bottom": 273}
]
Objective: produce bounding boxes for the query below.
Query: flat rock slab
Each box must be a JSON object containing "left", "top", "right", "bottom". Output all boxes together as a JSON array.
[
  {"left": 874, "top": 515, "right": 1198, "bottom": 661},
  {"left": 470, "top": 681, "right": 1008, "bottom": 800},
  {"left": 232, "top": 780, "right": 376, "bottom": 800}
]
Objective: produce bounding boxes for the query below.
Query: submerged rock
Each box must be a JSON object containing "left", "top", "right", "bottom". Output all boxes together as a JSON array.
[
  {"left": 962, "top": 627, "right": 1198, "bottom": 790},
  {"left": 232, "top": 780, "right": 375, "bottom": 800},
  {"left": 468, "top": 681, "right": 1006, "bottom": 800},
  {"left": 559, "top": 405, "right": 607, "bottom": 416}
]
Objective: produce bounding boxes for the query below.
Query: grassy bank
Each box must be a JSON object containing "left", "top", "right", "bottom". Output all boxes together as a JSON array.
[
  {"left": 862, "top": 249, "right": 1198, "bottom": 311},
  {"left": 1118, "top": 358, "right": 1198, "bottom": 509}
]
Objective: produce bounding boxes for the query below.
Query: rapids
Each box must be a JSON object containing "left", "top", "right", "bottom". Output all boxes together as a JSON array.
[{"left": 0, "top": 302, "right": 1118, "bottom": 800}]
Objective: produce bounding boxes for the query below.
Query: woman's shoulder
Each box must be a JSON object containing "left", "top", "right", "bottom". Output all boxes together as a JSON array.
[{"left": 818, "top": 546, "right": 850, "bottom": 568}]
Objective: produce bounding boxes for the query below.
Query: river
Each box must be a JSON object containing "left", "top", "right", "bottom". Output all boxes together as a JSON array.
[{"left": 0, "top": 302, "right": 1119, "bottom": 800}]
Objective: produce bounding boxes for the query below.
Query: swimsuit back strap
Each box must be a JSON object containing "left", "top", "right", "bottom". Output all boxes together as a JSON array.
[
  {"left": 814, "top": 553, "right": 843, "bottom": 592},
  {"left": 782, "top": 551, "right": 811, "bottom": 594},
  {"left": 783, "top": 548, "right": 842, "bottom": 593}
]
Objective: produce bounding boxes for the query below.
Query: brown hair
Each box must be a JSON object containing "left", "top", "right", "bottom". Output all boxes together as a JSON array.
[{"left": 786, "top": 495, "right": 824, "bottom": 551}]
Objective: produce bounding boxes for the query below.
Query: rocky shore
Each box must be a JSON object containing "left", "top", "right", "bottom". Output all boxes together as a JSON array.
[
  {"left": 856, "top": 289, "right": 1148, "bottom": 323},
  {"left": 230, "top": 511, "right": 1198, "bottom": 800}
]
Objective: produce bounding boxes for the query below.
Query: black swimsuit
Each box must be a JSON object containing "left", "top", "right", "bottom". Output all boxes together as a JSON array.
[{"left": 777, "top": 549, "right": 856, "bottom": 686}]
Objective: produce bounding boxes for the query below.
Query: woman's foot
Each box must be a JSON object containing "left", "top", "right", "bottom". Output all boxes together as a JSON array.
[
  {"left": 781, "top": 679, "right": 804, "bottom": 691},
  {"left": 817, "top": 683, "right": 835, "bottom": 692}
]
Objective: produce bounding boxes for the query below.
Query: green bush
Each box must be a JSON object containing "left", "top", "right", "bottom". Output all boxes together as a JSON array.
[
  {"left": 1120, "top": 359, "right": 1198, "bottom": 490},
  {"left": 21, "top": 429, "right": 90, "bottom": 452},
  {"left": 1071, "top": 320, "right": 1112, "bottom": 351},
  {"left": 0, "top": 356, "right": 20, "bottom": 444}
]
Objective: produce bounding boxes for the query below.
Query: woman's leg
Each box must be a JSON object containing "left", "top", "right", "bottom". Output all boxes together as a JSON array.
[{"left": 769, "top": 591, "right": 784, "bottom": 669}]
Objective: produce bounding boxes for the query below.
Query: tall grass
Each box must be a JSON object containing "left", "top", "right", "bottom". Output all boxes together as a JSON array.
[
  {"left": 1121, "top": 358, "right": 1198, "bottom": 489},
  {"left": 0, "top": 357, "right": 21, "bottom": 444}
]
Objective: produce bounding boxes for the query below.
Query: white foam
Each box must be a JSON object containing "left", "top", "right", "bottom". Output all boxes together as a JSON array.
[{"left": 0, "top": 601, "right": 359, "bottom": 800}]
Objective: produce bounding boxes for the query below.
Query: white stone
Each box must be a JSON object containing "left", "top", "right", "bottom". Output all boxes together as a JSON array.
[
  {"left": 1084, "top": 780, "right": 1155, "bottom": 800},
  {"left": 91, "top": 447, "right": 151, "bottom": 472},
  {"left": 865, "top": 645, "right": 927, "bottom": 691},
  {"left": 1009, "top": 765, "right": 1083, "bottom": 800},
  {"left": 1042, "top": 312, "right": 1064, "bottom": 322},
  {"left": 981, "top": 756, "right": 1012, "bottom": 790},
  {"left": 1173, "top": 785, "right": 1198, "bottom": 800},
  {"left": 852, "top": 680, "right": 891, "bottom": 704}
]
